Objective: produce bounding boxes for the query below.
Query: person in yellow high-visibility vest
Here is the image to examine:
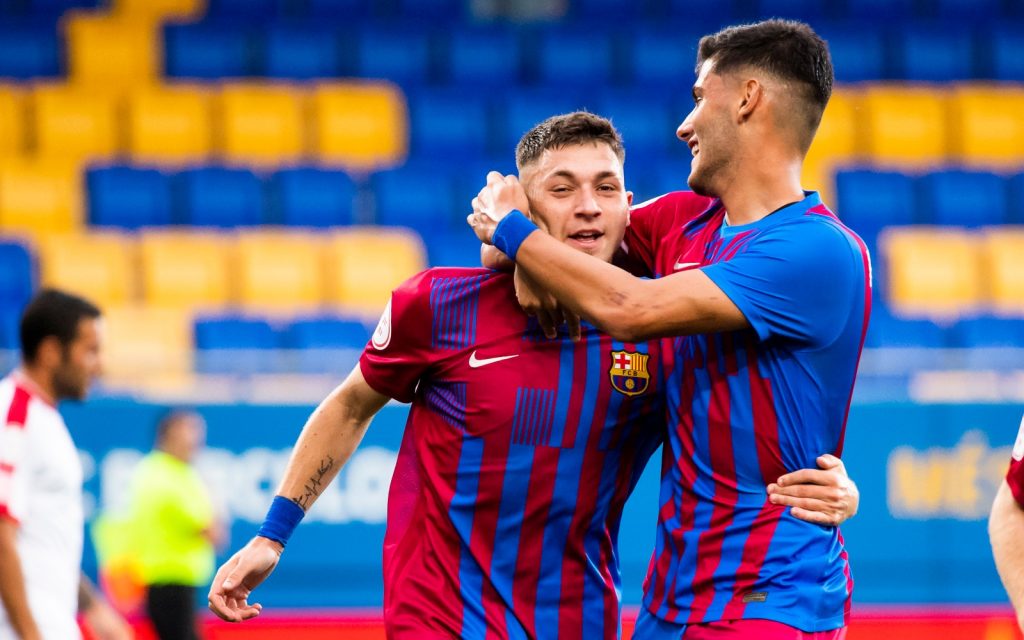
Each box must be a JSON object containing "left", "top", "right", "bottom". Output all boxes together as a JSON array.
[{"left": 126, "top": 410, "right": 226, "bottom": 640}]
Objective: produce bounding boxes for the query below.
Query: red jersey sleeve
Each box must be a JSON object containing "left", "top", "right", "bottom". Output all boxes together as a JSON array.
[
  {"left": 359, "top": 270, "right": 437, "bottom": 403},
  {"left": 1007, "top": 414, "right": 1024, "bottom": 507},
  {"left": 623, "top": 191, "right": 715, "bottom": 274},
  {"left": 0, "top": 385, "right": 31, "bottom": 523}
]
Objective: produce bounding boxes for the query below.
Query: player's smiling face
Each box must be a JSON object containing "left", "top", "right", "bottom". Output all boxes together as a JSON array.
[
  {"left": 677, "top": 59, "right": 737, "bottom": 197},
  {"left": 519, "top": 142, "right": 633, "bottom": 263}
]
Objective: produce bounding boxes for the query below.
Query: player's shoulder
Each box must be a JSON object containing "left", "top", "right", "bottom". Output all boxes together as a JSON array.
[
  {"left": 0, "top": 376, "right": 61, "bottom": 431},
  {"left": 631, "top": 190, "right": 716, "bottom": 217},
  {"left": 393, "top": 267, "right": 508, "bottom": 300},
  {"left": 779, "top": 204, "right": 867, "bottom": 255}
]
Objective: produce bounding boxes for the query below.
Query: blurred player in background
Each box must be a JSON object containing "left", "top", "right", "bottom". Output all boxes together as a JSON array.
[
  {"left": 990, "top": 413, "right": 1024, "bottom": 632},
  {"left": 0, "top": 289, "right": 131, "bottom": 640},
  {"left": 208, "top": 112, "right": 857, "bottom": 638},
  {"left": 470, "top": 19, "right": 868, "bottom": 640}
]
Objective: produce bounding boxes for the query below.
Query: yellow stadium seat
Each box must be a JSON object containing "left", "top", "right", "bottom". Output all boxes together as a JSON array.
[
  {"left": 235, "top": 231, "right": 326, "bottom": 311},
  {"left": 101, "top": 306, "right": 194, "bottom": 380},
  {"left": 882, "top": 227, "right": 982, "bottom": 319},
  {"left": 112, "top": 0, "right": 203, "bottom": 20},
  {"left": 0, "top": 86, "right": 25, "bottom": 158},
  {"left": 803, "top": 88, "right": 860, "bottom": 203},
  {"left": 219, "top": 84, "right": 305, "bottom": 166},
  {"left": 0, "top": 159, "right": 82, "bottom": 238},
  {"left": 326, "top": 227, "right": 427, "bottom": 313},
  {"left": 32, "top": 85, "right": 119, "bottom": 161},
  {"left": 64, "top": 14, "right": 159, "bottom": 89},
  {"left": 127, "top": 86, "right": 212, "bottom": 165},
  {"left": 949, "top": 84, "right": 1024, "bottom": 168},
  {"left": 982, "top": 228, "right": 1024, "bottom": 315},
  {"left": 861, "top": 86, "right": 949, "bottom": 168},
  {"left": 139, "top": 231, "right": 231, "bottom": 309},
  {"left": 36, "top": 233, "right": 135, "bottom": 309},
  {"left": 311, "top": 82, "right": 408, "bottom": 171}
]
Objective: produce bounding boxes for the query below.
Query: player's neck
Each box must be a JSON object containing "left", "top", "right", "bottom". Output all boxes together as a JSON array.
[
  {"left": 718, "top": 156, "right": 804, "bottom": 227},
  {"left": 14, "top": 365, "right": 57, "bottom": 405}
]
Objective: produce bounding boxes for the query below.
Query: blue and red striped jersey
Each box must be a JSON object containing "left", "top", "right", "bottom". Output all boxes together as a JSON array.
[
  {"left": 359, "top": 267, "right": 665, "bottom": 639},
  {"left": 625, "top": 191, "right": 871, "bottom": 632}
]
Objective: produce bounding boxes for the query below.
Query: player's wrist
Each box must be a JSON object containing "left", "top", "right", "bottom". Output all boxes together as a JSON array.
[
  {"left": 492, "top": 210, "right": 539, "bottom": 261},
  {"left": 256, "top": 495, "right": 305, "bottom": 548}
]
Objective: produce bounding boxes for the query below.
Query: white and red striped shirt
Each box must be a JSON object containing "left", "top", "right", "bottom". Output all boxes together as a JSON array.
[{"left": 0, "top": 374, "right": 83, "bottom": 640}]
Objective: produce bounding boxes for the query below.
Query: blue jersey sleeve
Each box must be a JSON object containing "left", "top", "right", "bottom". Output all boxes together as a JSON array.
[{"left": 701, "top": 220, "right": 866, "bottom": 347}]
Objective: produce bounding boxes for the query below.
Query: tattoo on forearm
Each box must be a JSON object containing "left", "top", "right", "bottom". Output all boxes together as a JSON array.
[{"left": 293, "top": 455, "right": 335, "bottom": 510}]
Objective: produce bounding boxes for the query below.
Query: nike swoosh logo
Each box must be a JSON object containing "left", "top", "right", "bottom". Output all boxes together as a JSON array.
[
  {"left": 673, "top": 261, "right": 701, "bottom": 271},
  {"left": 469, "top": 351, "right": 519, "bottom": 368}
]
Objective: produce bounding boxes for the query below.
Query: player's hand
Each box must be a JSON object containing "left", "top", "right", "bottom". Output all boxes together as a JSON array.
[
  {"left": 468, "top": 172, "right": 530, "bottom": 244},
  {"left": 515, "top": 268, "right": 581, "bottom": 341},
  {"left": 208, "top": 536, "right": 282, "bottom": 622},
  {"left": 767, "top": 454, "right": 859, "bottom": 526}
]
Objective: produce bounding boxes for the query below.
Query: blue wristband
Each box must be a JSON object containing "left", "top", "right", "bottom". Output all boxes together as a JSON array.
[
  {"left": 492, "top": 210, "right": 538, "bottom": 261},
  {"left": 257, "top": 495, "right": 305, "bottom": 547}
]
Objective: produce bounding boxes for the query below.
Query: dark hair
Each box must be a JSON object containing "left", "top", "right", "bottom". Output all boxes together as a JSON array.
[
  {"left": 156, "top": 408, "right": 199, "bottom": 444},
  {"left": 515, "top": 111, "right": 625, "bottom": 169},
  {"left": 19, "top": 289, "right": 101, "bottom": 363},
  {"left": 697, "top": 19, "right": 833, "bottom": 145}
]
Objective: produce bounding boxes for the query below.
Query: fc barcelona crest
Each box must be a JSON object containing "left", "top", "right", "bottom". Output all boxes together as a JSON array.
[{"left": 609, "top": 350, "right": 650, "bottom": 397}]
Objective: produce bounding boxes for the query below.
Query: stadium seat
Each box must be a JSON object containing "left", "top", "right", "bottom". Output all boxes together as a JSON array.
[
  {"left": 949, "top": 85, "right": 1024, "bottom": 167},
  {"left": 269, "top": 167, "right": 355, "bottom": 227},
  {"left": 627, "top": 29, "right": 701, "bottom": 87},
  {"left": 193, "top": 314, "right": 280, "bottom": 374},
  {"left": 0, "top": 21, "right": 60, "bottom": 79},
  {"left": 991, "top": 25, "right": 1024, "bottom": 81},
  {"left": 234, "top": 231, "right": 326, "bottom": 311},
  {"left": 499, "top": 88, "right": 586, "bottom": 153},
  {"left": 864, "top": 308, "right": 949, "bottom": 349},
  {"left": 446, "top": 28, "right": 521, "bottom": 87},
  {"left": 356, "top": 29, "right": 431, "bottom": 85},
  {"left": 935, "top": 0, "right": 1002, "bottom": 21},
  {"left": 310, "top": 81, "right": 408, "bottom": 171},
  {"left": 218, "top": 84, "right": 305, "bottom": 166},
  {"left": 0, "top": 241, "right": 34, "bottom": 312},
  {"left": 845, "top": 0, "right": 915, "bottom": 21},
  {"left": 87, "top": 166, "right": 174, "bottom": 229},
  {"left": 397, "top": 0, "right": 465, "bottom": 21},
  {"left": 0, "top": 86, "right": 25, "bottom": 158},
  {"left": 881, "top": 227, "right": 982, "bottom": 319},
  {"left": 593, "top": 90, "right": 676, "bottom": 157},
  {"left": 755, "top": 0, "right": 832, "bottom": 21},
  {"left": 816, "top": 27, "right": 887, "bottom": 83},
  {"left": 64, "top": 14, "right": 159, "bottom": 89},
  {"left": 897, "top": 26, "right": 975, "bottom": 82},
  {"left": 284, "top": 316, "right": 369, "bottom": 349},
  {"left": 664, "top": 0, "right": 737, "bottom": 23},
  {"left": 111, "top": 0, "right": 203, "bottom": 20},
  {"left": 803, "top": 88, "right": 858, "bottom": 201},
  {"left": 982, "top": 228, "right": 1024, "bottom": 315},
  {"left": 835, "top": 170, "right": 917, "bottom": 248},
  {"left": 26, "top": 0, "right": 101, "bottom": 14},
  {"left": 860, "top": 86, "right": 949, "bottom": 166},
  {"left": 536, "top": 28, "right": 614, "bottom": 86},
  {"left": 408, "top": 88, "right": 490, "bottom": 159},
  {"left": 101, "top": 306, "right": 194, "bottom": 381},
  {"left": 164, "top": 22, "right": 253, "bottom": 79},
  {"left": 176, "top": 167, "right": 264, "bottom": 227},
  {"left": 326, "top": 227, "right": 427, "bottom": 313},
  {"left": 918, "top": 170, "right": 1008, "bottom": 227},
  {"left": 139, "top": 231, "right": 231, "bottom": 309},
  {"left": 35, "top": 233, "right": 135, "bottom": 308},
  {"left": 947, "top": 316, "right": 1024, "bottom": 349},
  {"left": 205, "top": 0, "right": 278, "bottom": 20},
  {"left": 304, "top": 0, "right": 370, "bottom": 18},
  {"left": 126, "top": 85, "right": 213, "bottom": 165},
  {"left": 1013, "top": 174, "right": 1024, "bottom": 223},
  {"left": 0, "top": 308, "right": 19, "bottom": 350},
  {"left": 263, "top": 24, "right": 342, "bottom": 79},
  {"left": 373, "top": 164, "right": 458, "bottom": 239},
  {"left": 31, "top": 84, "right": 119, "bottom": 161},
  {"left": 0, "top": 159, "right": 82, "bottom": 238}
]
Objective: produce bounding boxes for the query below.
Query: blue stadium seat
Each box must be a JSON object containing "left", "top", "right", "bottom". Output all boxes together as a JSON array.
[
  {"left": 0, "top": 21, "right": 60, "bottom": 79},
  {"left": 284, "top": 316, "right": 369, "bottom": 349},
  {"left": 269, "top": 167, "right": 355, "bottom": 227},
  {"left": 1010, "top": 173, "right": 1024, "bottom": 224},
  {"left": 594, "top": 90, "right": 676, "bottom": 157},
  {"left": 628, "top": 29, "right": 701, "bottom": 87},
  {"left": 919, "top": 170, "right": 1008, "bottom": 227},
  {"left": 948, "top": 316, "right": 1024, "bottom": 348},
  {"left": 0, "top": 308, "right": 18, "bottom": 351},
  {"left": 164, "top": 22, "right": 254, "bottom": 79},
  {"left": 536, "top": 28, "right": 614, "bottom": 86},
  {"left": 446, "top": 28, "right": 521, "bottom": 87},
  {"left": 409, "top": 89, "right": 490, "bottom": 160},
  {"left": 303, "top": 0, "right": 370, "bottom": 18},
  {"left": 0, "top": 241, "right": 34, "bottom": 314},
  {"left": 665, "top": 0, "right": 739, "bottom": 25},
  {"left": 991, "top": 25, "right": 1024, "bottom": 81},
  {"left": 898, "top": 26, "right": 976, "bottom": 81},
  {"left": 177, "top": 167, "right": 264, "bottom": 227},
  {"left": 845, "top": 0, "right": 915, "bottom": 21},
  {"left": 87, "top": 167, "right": 173, "bottom": 230},
  {"left": 373, "top": 163, "right": 459, "bottom": 238},
  {"left": 356, "top": 28, "right": 431, "bottom": 85},
  {"left": 397, "top": 0, "right": 466, "bottom": 21},
  {"left": 263, "top": 24, "right": 342, "bottom": 79},
  {"left": 818, "top": 26, "right": 887, "bottom": 82},
  {"left": 499, "top": 88, "right": 586, "bottom": 153},
  {"left": 570, "top": 0, "right": 658, "bottom": 19},
  {"left": 205, "top": 0, "right": 281, "bottom": 21},
  {"left": 424, "top": 228, "right": 487, "bottom": 268},
  {"left": 194, "top": 315, "right": 280, "bottom": 374},
  {"left": 26, "top": 0, "right": 100, "bottom": 14},
  {"left": 935, "top": 0, "right": 1003, "bottom": 21},
  {"left": 865, "top": 309, "right": 949, "bottom": 348},
  {"left": 835, "top": 170, "right": 917, "bottom": 248},
  {"left": 755, "top": 0, "right": 832, "bottom": 21}
]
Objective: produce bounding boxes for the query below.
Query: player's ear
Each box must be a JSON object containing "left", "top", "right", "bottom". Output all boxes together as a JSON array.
[
  {"left": 737, "top": 78, "right": 764, "bottom": 122},
  {"left": 35, "top": 335, "right": 63, "bottom": 369},
  {"left": 626, "top": 190, "right": 634, "bottom": 209}
]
